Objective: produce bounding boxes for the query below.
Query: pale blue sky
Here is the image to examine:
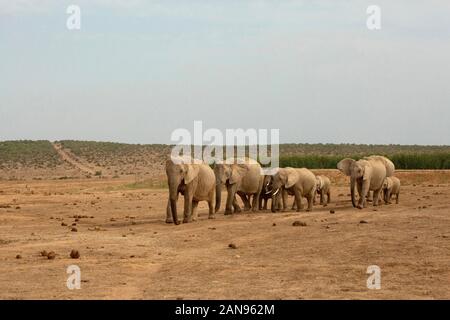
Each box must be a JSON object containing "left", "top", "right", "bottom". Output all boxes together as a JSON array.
[{"left": 1, "top": 0, "right": 449, "bottom": 144}]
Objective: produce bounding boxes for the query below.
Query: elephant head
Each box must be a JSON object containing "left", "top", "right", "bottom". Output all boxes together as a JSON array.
[
  {"left": 165, "top": 158, "right": 201, "bottom": 224},
  {"left": 337, "top": 158, "right": 371, "bottom": 207},
  {"left": 213, "top": 161, "right": 249, "bottom": 212},
  {"left": 262, "top": 175, "right": 273, "bottom": 195},
  {"left": 382, "top": 177, "right": 392, "bottom": 190},
  {"left": 316, "top": 176, "right": 324, "bottom": 192}
]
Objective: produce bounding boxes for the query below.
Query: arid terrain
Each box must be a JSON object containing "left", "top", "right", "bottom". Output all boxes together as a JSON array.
[{"left": 0, "top": 169, "right": 449, "bottom": 299}]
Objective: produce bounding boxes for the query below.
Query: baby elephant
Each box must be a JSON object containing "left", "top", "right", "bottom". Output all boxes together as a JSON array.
[
  {"left": 382, "top": 176, "right": 401, "bottom": 204},
  {"left": 314, "top": 175, "right": 331, "bottom": 205}
]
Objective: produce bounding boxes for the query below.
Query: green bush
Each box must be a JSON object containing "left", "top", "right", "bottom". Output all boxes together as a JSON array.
[{"left": 280, "top": 153, "right": 450, "bottom": 169}]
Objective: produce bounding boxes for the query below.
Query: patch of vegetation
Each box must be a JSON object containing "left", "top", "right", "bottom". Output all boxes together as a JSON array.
[
  {"left": 280, "top": 153, "right": 450, "bottom": 169},
  {"left": 0, "top": 140, "right": 61, "bottom": 168},
  {"left": 58, "top": 140, "right": 171, "bottom": 169}
]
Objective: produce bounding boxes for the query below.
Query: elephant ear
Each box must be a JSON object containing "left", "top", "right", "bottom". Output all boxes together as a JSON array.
[
  {"left": 316, "top": 176, "right": 323, "bottom": 189},
  {"left": 184, "top": 164, "right": 200, "bottom": 184},
  {"left": 229, "top": 164, "right": 248, "bottom": 184},
  {"left": 285, "top": 169, "right": 299, "bottom": 189},
  {"left": 337, "top": 158, "right": 355, "bottom": 176},
  {"left": 362, "top": 165, "right": 372, "bottom": 181}
]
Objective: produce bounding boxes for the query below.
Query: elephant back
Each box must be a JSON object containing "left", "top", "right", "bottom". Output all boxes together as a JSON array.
[
  {"left": 364, "top": 155, "right": 395, "bottom": 177},
  {"left": 296, "top": 168, "right": 317, "bottom": 192}
]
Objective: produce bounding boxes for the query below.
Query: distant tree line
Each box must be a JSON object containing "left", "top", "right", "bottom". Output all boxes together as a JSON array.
[{"left": 279, "top": 153, "right": 450, "bottom": 170}]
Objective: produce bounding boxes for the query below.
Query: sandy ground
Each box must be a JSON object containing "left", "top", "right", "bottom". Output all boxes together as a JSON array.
[{"left": 0, "top": 172, "right": 449, "bottom": 299}]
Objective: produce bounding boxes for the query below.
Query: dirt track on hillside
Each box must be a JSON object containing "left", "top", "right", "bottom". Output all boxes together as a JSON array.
[
  {"left": 0, "top": 172, "right": 449, "bottom": 299},
  {"left": 52, "top": 142, "right": 97, "bottom": 175}
]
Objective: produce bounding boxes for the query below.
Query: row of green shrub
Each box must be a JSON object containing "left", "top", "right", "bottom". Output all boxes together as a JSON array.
[
  {"left": 279, "top": 153, "right": 450, "bottom": 169},
  {"left": 0, "top": 140, "right": 61, "bottom": 167}
]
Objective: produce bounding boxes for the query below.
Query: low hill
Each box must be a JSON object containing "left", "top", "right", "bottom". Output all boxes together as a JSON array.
[{"left": 0, "top": 140, "right": 449, "bottom": 180}]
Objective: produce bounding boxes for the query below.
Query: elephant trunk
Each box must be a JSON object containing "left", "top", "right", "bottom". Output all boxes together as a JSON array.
[
  {"left": 168, "top": 179, "right": 180, "bottom": 225},
  {"left": 170, "top": 198, "right": 179, "bottom": 225},
  {"left": 215, "top": 183, "right": 222, "bottom": 213},
  {"left": 271, "top": 188, "right": 280, "bottom": 213},
  {"left": 350, "top": 177, "right": 356, "bottom": 208}
]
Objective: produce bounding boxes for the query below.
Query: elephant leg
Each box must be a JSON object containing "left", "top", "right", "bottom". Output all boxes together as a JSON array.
[
  {"left": 306, "top": 193, "right": 314, "bottom": 212},
  {"left": 263, "top": 198, "right": 268, "bottom": 210},
  {"left": 252, "top": 191, "right": 260, "bottom": 212},
  {"left": 294, "top": 189, "right": 302, "bottom": 212},
  {"left": 396, "top": 192, "right": 399, "bottom": 204},
  {"left": 166, "top": 193, "right": 179, "bottom": 223},
  {"left": 272, "top": 194, "right": 279, "bottom": 212},
  {"left": 208, "top": 194, "right": 215, "bottom": 219},
  {"left": 238, "top": 192, "right": 251, "bottom": 211},
  {"left": 232, "top": 195, "right": 242, "bottom": 213},
  {"left": 356, "top": 182, "right": 362, "bottom": 205},
  {"left": 320, "top": 191, "right": 324, "bottom": 205},
  {"left": 271, "top": 193, "right": 278, "bottom": 212},
  {"left": 191, "top": 200, "right": 199, "bottom": 221},
  {"left": 327, "top": 191, "right": 331, "bottom": 204},
  {"left": 291, "top": 198, "right": 296, "bottom": 210},
  {"left": 183, "top": 192, "right": 193, "bottom": 223},
  {"left": 281, "top": 190, "right": 288, "bottom": 212},
  {"left": 225, "top": 184, "right": 238, "bottom": 215},
  {"left": 166, "top": 199, "right": 173, "bottom": 223},
  {"left": 373, "top": 189, "right": 381, "bottom": 206},
  {"left": 358, "top": 180, "right": 370, "bottom": 209},
  {"left": 387, "top": 190, "right": 392, "bottom": 204}
]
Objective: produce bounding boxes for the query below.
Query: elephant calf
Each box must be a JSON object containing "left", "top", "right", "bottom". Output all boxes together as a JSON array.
[
  {"left": 314, "top": 175, "right": 331, "bottom": 206},
  {"left": 382, "top": 176, "right": 401, "bottom": 204},
  {"left": 165, "top": 157, "right": 216, "bottom": 225}
]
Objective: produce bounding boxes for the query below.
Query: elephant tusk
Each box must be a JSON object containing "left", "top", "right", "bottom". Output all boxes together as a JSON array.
[
  {"left": 272, "top": 188, "right": 280, "bottom": 196},
  {"left": 265, "top": 189, "right": 273, "bottom": 195}
]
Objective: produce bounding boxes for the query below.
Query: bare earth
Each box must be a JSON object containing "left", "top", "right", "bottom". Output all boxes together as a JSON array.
[{"left": 0, "top": 171, "right": 449, "bottom": 299}]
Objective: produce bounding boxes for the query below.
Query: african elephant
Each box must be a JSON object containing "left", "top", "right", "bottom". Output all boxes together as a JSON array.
[
  {"left": 382, "top": 176, "right": 401, "bottom": 204},
  {"left": 271, "top": 167, "right": 316, "bottom": 213},
  {"left": 165, "top": 156, "right": 215, "bottom": 225},
  {"left": 258, "top": 174, "right": 283, "bottom": 210},
  {"left": 214, "top": 158, "right": 264, "bottom": 215},
  {"left": 337, "top": 155, "right": 395, "bottom": 209},
  {"left": 314, "top": 175, "right": 331, "bottom": 205}
]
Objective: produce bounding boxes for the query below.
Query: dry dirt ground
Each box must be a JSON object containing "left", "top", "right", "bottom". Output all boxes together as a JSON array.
[{"left": 0, "top": 171, "right": 449, "bottom": 299}]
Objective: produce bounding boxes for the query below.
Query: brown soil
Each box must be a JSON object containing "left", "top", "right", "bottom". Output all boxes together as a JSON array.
[{"left": 0, "top": 171, "right": 449, "bottom": 299}]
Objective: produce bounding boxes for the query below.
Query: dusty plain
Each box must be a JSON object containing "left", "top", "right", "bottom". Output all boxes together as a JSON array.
[{"left": 0, "top": 170, "right": 449, "bottom": 299}]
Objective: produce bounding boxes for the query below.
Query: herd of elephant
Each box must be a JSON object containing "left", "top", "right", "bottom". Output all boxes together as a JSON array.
[{"left": 165, "top": 155, "right": 401, "bottom": 225}]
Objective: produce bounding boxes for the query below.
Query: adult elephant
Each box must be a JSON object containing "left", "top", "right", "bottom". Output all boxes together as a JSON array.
[
  {"left": 337, "top": 155, "right": 395, "bottom": 209},
  {"left": 214, "top": 158, "right": 264, "bottom": 215},
  {"left": 259, "top": 174, "right": 283, "bottom": 210},
  {"left": 271, "top": 167, "right": 316, "bottom": 212},
  {"left": 165, "top": 156, "right": 215, "bottom": 225}
]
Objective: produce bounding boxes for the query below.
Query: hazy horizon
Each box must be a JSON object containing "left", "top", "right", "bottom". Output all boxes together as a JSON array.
[
  {"left": 1, "top": 138, "right": 450, "bottom": 147},
  {"left": 1, "top": 1, "right": 450, "bottom": 145}
]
